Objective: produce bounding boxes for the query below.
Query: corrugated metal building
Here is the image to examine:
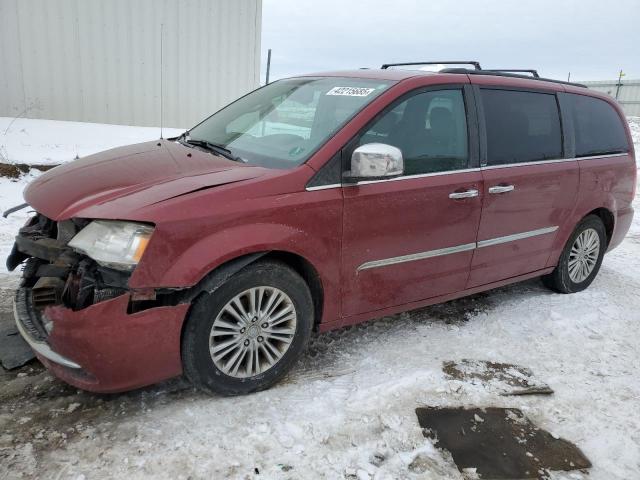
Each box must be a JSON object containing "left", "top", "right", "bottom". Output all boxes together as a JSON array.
[
  {"left": 0, "top": 0, "right": 262, "bottom": 128},
  {"left": 582, "top": 79, "right": 640, "bottom": 117}
]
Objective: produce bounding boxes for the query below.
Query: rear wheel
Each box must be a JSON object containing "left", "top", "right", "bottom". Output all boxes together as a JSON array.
[
  {"left": 181, "top": 260, "right": 313, "bottom": 395},
  {"left": 542, "top": 215, "right": 607, "bottom": 293}
]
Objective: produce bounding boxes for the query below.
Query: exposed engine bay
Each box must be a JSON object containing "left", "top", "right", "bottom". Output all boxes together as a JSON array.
[{"left": 8, "top": 213, "right": 137, "bottom": 311}]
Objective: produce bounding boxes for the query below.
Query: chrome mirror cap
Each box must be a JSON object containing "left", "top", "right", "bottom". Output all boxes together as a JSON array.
[{"left": 345, "top": 143, "right": 404, "bottom": 182}]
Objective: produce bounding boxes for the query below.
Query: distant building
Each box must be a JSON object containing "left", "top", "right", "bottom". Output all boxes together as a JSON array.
[
  {"left": 0, "top": 0, "right": 262, "bottom": 128},
  {"left": 581, "top": 79, "right": 640, "bottom": 117}
]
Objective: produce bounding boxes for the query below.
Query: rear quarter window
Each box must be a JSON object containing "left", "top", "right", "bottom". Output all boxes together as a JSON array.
[
  {"left": 481, "top": 89, "right": 563, "bottom": 165},
  {"left": 567, "top": 94, "right": 629, "bottom": 157}
]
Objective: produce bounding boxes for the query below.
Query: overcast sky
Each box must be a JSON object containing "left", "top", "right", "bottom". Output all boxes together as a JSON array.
[{"left": 261, "top": 0, "right": 639, "bottom": 83}]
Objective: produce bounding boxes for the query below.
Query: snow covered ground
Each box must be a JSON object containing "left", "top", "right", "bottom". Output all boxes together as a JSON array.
[
  {"left": 0, "top": 118, "right": 639, "bottom": 479},
  {"left": 0, "top": 117, "right": 184, "bottom": 166}
]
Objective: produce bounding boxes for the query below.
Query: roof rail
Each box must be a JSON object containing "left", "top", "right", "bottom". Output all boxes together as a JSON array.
[
  {"left": 381, "top": 61, "right": 482, "bottom": 70},
  {"left": 471, "top": 70, "right": 586, "bottom": 88},
  {"left": 381, "top": 61, "right": 587, "bottom": 88},
  {"left": 483, "top": 69, "right": 540, "bottom": 78},
  {"left": 436, "top": 68, "right": 587, "bottom": 88}
]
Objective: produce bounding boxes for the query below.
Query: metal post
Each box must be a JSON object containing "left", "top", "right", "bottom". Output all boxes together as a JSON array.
[
  {"left": 160, "top": 23, "right": 164, "bottom": 139},
  {"left": 265, "top": 49, "right": 272, "bottom": 85},
  {"left": 615, "top": 70, "right": 624, "bottom": 99}
]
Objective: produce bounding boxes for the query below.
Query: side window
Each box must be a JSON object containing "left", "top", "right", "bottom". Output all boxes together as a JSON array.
[
  {"left": 568, "top": 94, "right": 629, "bottom": 157},
  {"left": 481, "top": 89, "right": 562, "bottom": 165},
  {"left": 359, "top": 89, "right": 469, "bottom": 175}
]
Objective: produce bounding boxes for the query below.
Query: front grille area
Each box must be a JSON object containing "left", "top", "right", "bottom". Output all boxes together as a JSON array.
[
  {"left": 10, "top": 213, "right": 130, "bottom": 311},
  {"left": 14, "top": 287, "right": 48, "bottom": 341}
]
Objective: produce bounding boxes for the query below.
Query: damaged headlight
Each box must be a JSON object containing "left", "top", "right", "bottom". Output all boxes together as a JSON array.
[{"left": 68, "top": 220, "right": 154, "bottom": 271}]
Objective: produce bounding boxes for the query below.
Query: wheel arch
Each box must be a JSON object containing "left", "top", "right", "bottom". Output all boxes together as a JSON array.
[
  {"left": 585, "top": 207, "right": 614, "bottom": 246},
  {"left": 546, "top": 206, "right": 615, "bottom": 269},
  {"left": 179, "top": 250, "right": 325, "bottom": 331}
]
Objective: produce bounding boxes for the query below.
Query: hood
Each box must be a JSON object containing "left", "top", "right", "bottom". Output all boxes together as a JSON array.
[{"left": 24, "top": 140, "right": 268, "bottom": 220}]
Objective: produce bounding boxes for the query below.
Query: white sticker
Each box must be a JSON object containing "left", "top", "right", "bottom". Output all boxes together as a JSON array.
[{"left": 326, "top": 86, "right": 375, "bottom": 97}]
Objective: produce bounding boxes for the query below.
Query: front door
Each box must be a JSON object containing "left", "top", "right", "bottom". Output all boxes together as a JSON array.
[
  {"left": 341, "top": 86, "right": 483, "bottom": 317},
  {"left": 467, "top": 87, "right": 579, "bottom": 288}
]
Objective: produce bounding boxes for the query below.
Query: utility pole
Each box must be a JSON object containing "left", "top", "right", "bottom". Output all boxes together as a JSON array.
[
  {"left": 265, "top": 49, "right": 272, "bottom": 85},
  {"left": 615, "top": 69, "right": 625, "bottom": 99}
]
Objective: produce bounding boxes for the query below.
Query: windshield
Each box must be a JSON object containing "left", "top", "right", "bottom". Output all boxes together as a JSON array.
[{"left": 186, "top": 77, "right": 394, "bottom": 168}]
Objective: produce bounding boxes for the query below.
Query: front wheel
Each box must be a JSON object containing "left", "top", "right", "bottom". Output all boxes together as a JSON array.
[
  {"left": 181, "top": 260, "right": 314, "bottom": 395},
  {"left": 542, "top": 215, "right": 607, "bottom": 293}
]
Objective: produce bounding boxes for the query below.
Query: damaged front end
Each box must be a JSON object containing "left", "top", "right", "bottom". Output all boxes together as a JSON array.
[
  {"left": 8, "top": 212, "right": 189, "bottom": 393},
  {"left": 8, "top": 214, "right": 131, "bottom": 311}
]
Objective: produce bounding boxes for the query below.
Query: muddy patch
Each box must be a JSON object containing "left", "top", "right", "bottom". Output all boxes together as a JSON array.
[
  {"left": 0, "top": 359, "right": 195, "bottom": 471},
  {"left": 0, "top": 162, "right": 55, "bottom": 179},
  {"left": 443, "top": 359, "right": 553, "bottom": 395},
  {"left": 423, "top": 291, "right": 494, "bottom": 324},
  {"left": 416, "top": 407, "right": 591, "bottom": 479}
]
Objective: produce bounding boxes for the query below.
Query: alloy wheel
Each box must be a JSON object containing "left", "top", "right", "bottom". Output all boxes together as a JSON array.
[
  {"left": 209, "top": 286, "right": 297, "bottom": 378},
  {"left": 568, "top": 228, "right": 600, "bottom": 283}
]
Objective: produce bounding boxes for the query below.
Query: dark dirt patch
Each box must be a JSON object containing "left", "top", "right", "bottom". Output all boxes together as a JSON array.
[
  {"left": 443, "top": 359, "right": 553, "bottom": 395},
  {"left": 416, "top": 407, "right": 591, "bottom": 479},
  {"left": 0, "top": 162, "right": 56, "bottom": 179},
  {"left": 423, "top": 291, "right": 494, "bottom": 324},
  {"left": 0, "top": 310, "right": 35, "bottom": 370}
]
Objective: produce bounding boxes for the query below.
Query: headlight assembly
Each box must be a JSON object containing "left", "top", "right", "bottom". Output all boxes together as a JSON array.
[{"left": 68, "top": 220, "right": 154, "bottom": 271}]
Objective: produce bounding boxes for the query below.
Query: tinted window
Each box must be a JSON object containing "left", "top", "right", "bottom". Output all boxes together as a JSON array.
[
  {"left": 359, "top": 89, "right": 468, "bottom": 175},
  {"left": 482, "top": 89, "right": 562, "bottom": 165},
  {"left": 568, "top": 94, "right": 629, "bottom": 157}
]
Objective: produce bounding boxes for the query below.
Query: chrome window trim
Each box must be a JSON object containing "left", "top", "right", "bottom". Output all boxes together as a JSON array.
[
  {"left": 476, "top": 226, "right": 559, "bottom": 248},
  {"left": 305, "top": 183, "right": 342, "bottom": 191},
  {"left": 357, "top": 225, "right": 559, "bottom": 272},
  {"left": 357, "top": 243, "right": 476, "bottom": 271},
  {"left": 306, "top": 152, "right": 629, "bottom": 191},
  {"left": 480, "top": 152, "right": 628, "bottom": 170},
  {"left": 575, "top": 152, "right": 629, "bottom": 160},
  {"left": 348, "top": 168, "right": 482, "bottom": 187}
]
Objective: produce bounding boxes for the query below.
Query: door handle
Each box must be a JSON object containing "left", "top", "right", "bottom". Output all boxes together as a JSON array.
[
  {"left": 449, "top": 189, "right": 479, "bottom": 199},
  {"left": 488, "top": 185, "right": 515, "bottom": 194}
]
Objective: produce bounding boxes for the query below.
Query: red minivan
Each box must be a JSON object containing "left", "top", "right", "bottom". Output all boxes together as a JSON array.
[{"left": 8, "top": 62, "right": 636, "bottom": 395}]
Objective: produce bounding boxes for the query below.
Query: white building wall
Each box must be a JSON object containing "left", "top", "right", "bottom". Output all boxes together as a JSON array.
[
  {"left": 581, "top": 80, "right": 640, "bottom": 117},
  {"left": 0, "top": 0, "right": 262, "bottom": 128}
]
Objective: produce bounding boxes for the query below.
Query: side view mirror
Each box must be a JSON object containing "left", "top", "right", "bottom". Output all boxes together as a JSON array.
[{"left": 344, "top": 143, "right": 404, "bottom": 183}]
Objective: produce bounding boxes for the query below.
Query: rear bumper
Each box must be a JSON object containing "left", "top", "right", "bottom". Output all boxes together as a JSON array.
[{"left": 14, "top": 289, "right": 189, "bottom": 393}]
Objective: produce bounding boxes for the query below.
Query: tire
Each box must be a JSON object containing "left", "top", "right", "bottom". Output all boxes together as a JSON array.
[
  {"left": 181, "top": 260, "right": 314, "bottom": 395},
  {"left": 542, "top": 215, "right": 607, "bottom": 294}
]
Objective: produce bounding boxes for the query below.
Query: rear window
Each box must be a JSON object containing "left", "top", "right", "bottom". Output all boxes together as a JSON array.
[
  {"left": 481, "top": 89, "right": 562, "bottom": 165},
  {"left": 567, "top": 94, "right": 629, "bottom": 157}
]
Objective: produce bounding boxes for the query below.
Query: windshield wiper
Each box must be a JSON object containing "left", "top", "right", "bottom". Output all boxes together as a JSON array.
[{"left": 179, "top": 134, "right": 245, "bottom": 163}]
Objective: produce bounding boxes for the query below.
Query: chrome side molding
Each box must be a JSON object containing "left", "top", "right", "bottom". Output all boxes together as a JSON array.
[
  {"left": 476, "top": 226, "right": 559, "bottom": 248},
  {"left": 357, "top": 243, "right": 476, "bottom": 271},
  {"left": 357, "top": 225, "right": 559, "bottom": 271}
]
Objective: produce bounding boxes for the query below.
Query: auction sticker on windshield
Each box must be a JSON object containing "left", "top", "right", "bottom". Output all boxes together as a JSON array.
[{"left": 326, "top": 87, "right": 376, "bottom": 96}]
